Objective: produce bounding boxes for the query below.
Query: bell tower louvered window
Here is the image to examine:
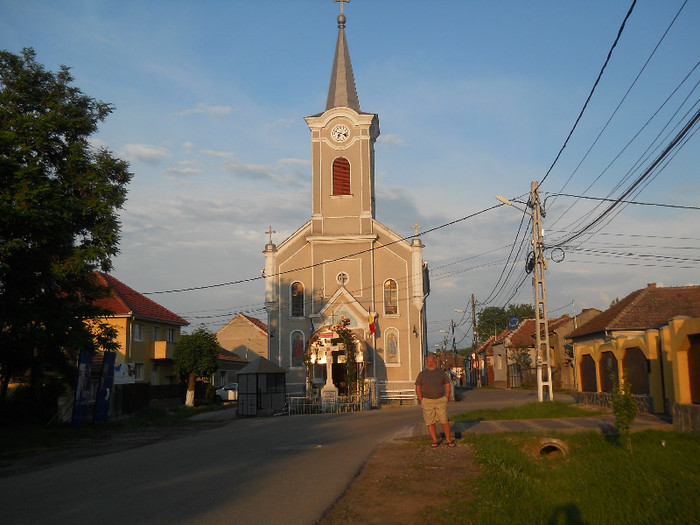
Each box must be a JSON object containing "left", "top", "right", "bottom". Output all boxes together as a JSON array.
[{"left": 332, "top": 157, "right": 351, "bottom": 195}]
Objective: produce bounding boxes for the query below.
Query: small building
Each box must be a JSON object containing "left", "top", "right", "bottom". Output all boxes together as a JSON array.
[
  {"left": 216, "top": 313, "right": 268, "bottom": 361},
  {"left": 237, "top": 357, "right": 287, "bottom": 417}
]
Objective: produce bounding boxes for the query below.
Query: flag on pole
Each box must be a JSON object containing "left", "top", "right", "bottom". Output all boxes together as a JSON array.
[{"left": 368, "top": 313, "right": 375, "bottom": 335}]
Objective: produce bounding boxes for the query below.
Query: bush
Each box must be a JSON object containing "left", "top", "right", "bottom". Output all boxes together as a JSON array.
[{"left": 611, "top": 372, "right": 637, "bottom": 453}]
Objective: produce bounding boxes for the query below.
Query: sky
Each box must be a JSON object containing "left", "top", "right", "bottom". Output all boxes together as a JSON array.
[{"left": 3, "top": 0, "right": 699, "bottom": 350}]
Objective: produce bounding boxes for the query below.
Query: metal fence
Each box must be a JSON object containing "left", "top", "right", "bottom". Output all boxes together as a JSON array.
[{"left": 287, "top": 394, "right": 370, "bottom": 415}]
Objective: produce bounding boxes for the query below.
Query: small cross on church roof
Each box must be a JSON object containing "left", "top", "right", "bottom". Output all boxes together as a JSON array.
[{"left": 265, "top": 226, "right": 276, "bottom": 245}]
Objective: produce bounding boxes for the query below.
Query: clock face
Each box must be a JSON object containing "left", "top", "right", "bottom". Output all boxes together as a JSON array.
[{"left": 331, "top": 124, "right": 350, "bottom": 142}]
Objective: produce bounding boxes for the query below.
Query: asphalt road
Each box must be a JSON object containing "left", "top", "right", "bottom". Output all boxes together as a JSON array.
[{"left": 0, "top": 389, "right": 555, "bottom": 525}]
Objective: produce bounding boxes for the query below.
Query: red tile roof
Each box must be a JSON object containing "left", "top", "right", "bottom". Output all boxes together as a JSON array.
[
  {"left": 570, "top": 284, "right": 700, "bottom": 338},
  {"left": 240, "top": 314, "right": 268, "bottom": 334},
  {"left": 505, "top": 314, "right": 572, "bottom": 348},
  {"left": 218, "top": 350, "right": 248, "bottom": 363},
  {"left": 94, "top": 272, "right": 188, "bottom": 326}
]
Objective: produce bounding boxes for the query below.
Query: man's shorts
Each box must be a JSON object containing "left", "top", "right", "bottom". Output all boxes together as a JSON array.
[{"left": 420, "top": 396, "right": 448, "bottom": 425}]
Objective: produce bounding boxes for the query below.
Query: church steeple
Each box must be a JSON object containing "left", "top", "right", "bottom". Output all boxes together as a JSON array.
[{"left": 326, "top": 2, "right": 360, "bottom": 112}]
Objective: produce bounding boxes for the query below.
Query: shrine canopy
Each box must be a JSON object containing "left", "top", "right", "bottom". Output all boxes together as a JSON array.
[{"left": 308, "top": 318, "right": 364, "bottom": 365}]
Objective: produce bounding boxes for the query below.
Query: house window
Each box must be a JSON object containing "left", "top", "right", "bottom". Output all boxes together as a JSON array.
[
  {"left": 384, "top": 279, "right": 398, "bottom": 315},
  {"left": 291, "top": 331, "right": 305, "bottom": 368},
  {"left": 133, "top": 323, "right": 143, "bottom": 342},
  {"left": 152, "top": 326, "right": 159, "bottom": 341},
  {"left": 385, "top": 328, "right": 399, "bottom": 364},
  {"left": 134, "top": 363, "right": 144, "bottom": 381},
  {"left": 291, "top": 282, "right": 304, "bottom": 317},
  {"left": 332, "top": 157, "right": 351, "bottom": 195},
  {"left": 167, "top": 328, "right": 176, "bottom": 343}
]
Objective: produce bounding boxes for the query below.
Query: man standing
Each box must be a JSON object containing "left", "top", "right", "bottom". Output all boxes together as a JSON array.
[{"left": 415, "top": 354, "right": 454, "bottom": 447}]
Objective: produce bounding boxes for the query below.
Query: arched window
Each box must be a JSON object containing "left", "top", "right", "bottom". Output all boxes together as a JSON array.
[
  {"left": 332, "top": 157, "right": 351, "bottom": 195},
  {"left": 291, "top": 330, "right": 305, "bottom": 368},
  {"left": 385, "top": 328, "right": 399, "bottom": 364},
  {"left": 384, "top": 279, "right": 398, "bottom": 315},
  {"left": 291, "top": 282, "right": 304, "bottom": 317}
]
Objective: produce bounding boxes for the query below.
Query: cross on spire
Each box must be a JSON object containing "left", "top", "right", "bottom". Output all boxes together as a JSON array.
[
  {"left": 412, "top": 221, "right": 422, "bottom": 239},
  {"left": 334, "top": 0, "right": 349, "bottom": 16},
  {"left": 265, "top": 226, "right": 276, "bottom": 245}
]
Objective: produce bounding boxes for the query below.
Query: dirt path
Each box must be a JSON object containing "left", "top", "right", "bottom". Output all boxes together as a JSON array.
[{"left": 320, "top": 438, "right": 479, "bottom": 524}]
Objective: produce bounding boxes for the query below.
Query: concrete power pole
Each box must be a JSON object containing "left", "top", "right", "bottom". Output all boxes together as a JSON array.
[
  {"left": 471, "top": 293, "right": 480, "bottom": 387},
  {"left": 529, "top": 181, "right": 554, "bottom": 402}
]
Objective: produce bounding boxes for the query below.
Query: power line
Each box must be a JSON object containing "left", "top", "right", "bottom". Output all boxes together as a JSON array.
[
  {"left": 539, "top": 0, "right": 638, "bottom": 186},
  {"left": 142, "top": 203, "right": 503, "bottom": 295}
]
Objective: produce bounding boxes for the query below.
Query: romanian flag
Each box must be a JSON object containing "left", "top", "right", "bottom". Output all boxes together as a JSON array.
[{"left": 368, "top": 313, "right": 375, "bottom": 335}]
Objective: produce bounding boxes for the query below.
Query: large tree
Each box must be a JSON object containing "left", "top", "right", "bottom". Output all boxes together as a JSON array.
[
  {"left": 0, "top": 48, "right": 132, "bottom": 406},
  {"left": 477, "top": 303, "right": 535, "bottom": 343},
  {"left": 173, "top": 327, "right": 220, "bottom": 407}
]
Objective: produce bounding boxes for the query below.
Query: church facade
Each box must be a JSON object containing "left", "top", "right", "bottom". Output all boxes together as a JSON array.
[{"left": 264, "top": 7, "right": 430, "bottom": 396}]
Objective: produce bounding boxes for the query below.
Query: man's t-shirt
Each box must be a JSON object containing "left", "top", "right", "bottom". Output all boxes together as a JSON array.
[{"left": 415, "top": 367, "right": 448, "bottom": 399}]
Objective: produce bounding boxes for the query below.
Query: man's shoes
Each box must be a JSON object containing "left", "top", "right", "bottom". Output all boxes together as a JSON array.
[
  {"left": 431, "top": 442, "right": 440, "bottom": 448},
  {"left": 446, "top": 441, "right": 456, "bottom": 447}
]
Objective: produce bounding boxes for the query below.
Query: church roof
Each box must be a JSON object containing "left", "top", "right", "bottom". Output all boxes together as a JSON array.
[{"left": 326, "top": 10, "right": 360, "bottom": 112}]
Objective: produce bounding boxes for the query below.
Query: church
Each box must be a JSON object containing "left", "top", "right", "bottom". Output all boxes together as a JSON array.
[{"left": 263, "top": 4, "right": 430, "bottom": 398}]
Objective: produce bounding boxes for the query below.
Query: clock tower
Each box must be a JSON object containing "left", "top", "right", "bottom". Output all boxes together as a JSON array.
[{"left": 304, "top": 9, "right": 379, "bottom": 236}]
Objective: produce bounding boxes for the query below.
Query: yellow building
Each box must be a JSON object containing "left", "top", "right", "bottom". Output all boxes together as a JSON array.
[
  {"left": 94, "top": 272, "right": 189, "bottom": 385},
  {"left": 569, "top": 283, "right": 700, "bottom": 431}
]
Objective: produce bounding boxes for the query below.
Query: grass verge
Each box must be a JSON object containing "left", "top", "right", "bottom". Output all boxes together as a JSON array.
[
  {"left": 451, "top": 400, "right": 605, "bottom": 422},
  {"left": 425, "top": 430, "right": 700, "bottom": 524}
]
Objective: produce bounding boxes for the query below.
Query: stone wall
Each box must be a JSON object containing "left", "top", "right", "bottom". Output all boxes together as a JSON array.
[
  {"left": 577, "top": 391, "right": 653, "bottom": 413},
  {"left": 673, "top": 404, "right": 700, "bottom": 433}
]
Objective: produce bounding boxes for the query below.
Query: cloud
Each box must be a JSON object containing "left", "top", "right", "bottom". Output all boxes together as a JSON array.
[
  {"left": 178, "top": 103, "right": 234, "bottom": 119},
  {"left": 199, "top": 149, "right": 235, "bottom": 158},
  {"left": 220, "top": 159, "right": 308, "bottom": 187},
  {"left": 124, "top": 144, "right": 169, "bottom": 164},
  {"left": 164, "top": 166, "right": 202, "bottom": 178},
  {"left": 278, "top": 158, "right": 311, "bottom": 167},
  {"left": 378, "top": 134, "right": 404, "bottom": 146}
]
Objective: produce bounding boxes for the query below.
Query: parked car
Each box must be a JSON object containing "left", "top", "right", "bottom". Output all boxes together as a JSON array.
[{"left": 215, "top": 382, "right": 238, "bottom": 402}]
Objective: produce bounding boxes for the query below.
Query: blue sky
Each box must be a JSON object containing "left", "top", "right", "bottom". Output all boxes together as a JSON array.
[{"left": 3, "top": 1, "right": 699, "bottom": 349}]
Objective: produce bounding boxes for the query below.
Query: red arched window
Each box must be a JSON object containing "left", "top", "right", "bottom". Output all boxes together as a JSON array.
[{"left": 332, "top": 157, "right": 351, "bottom": 195}]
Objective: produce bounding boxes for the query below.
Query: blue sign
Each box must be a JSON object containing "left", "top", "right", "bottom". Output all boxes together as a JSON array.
[
  {"left": 93, "top": 352, "right": 116, "bottom": 423},
  {"left": 72, "top": 351, "right": 93, "bottom": 424},
  {"left": 508, "top": 316, "right": 520, "bottom": 330}
]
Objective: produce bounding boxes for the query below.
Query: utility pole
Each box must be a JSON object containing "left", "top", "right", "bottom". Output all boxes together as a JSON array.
[
  {"left": 529, "top": 181, "right": 554, "bottom": 401},
  {"left": 471, "top": 293, "right": 480, "bottom": 388}
]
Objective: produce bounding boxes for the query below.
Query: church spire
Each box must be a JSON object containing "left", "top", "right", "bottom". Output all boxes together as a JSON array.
[{"left": 326, "top": 0, "right": 360, "bottom": 112}]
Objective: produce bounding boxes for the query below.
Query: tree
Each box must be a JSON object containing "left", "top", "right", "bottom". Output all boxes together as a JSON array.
[
  {"left": 173, "top": 326, "right": 220, "bottom": 407},
  {"left": 0, "top": 49, "right": 132, "bottom": 407},
  {"left": 476, "top": 303, "right": 535, "bottom": 344}
]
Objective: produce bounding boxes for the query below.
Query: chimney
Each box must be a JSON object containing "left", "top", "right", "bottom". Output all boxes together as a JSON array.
[{"left": 647, "top": 283, "right": 657, "bottom": 288}]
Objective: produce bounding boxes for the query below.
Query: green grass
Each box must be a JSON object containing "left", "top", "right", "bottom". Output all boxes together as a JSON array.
[
  {"left": 0, "top": 404, "right": 224, "bottom": 459},
  {"left": 426, "top": 430, "right": 700, "bottom": 524},
  {"left": 451, "top": 400, "right": 605, "bottom": 422}
]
